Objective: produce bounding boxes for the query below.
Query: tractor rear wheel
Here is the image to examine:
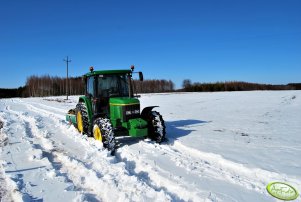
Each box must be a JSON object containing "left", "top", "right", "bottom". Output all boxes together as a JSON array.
[
  {"left": 75, "top": 103, "right": 89, "bottom": 134},
  {"left": 146, "top": 111, "right": 166, "bottom": 143},
  {"left": 93, "top": 118, "right": 116, "bottom": 154}
]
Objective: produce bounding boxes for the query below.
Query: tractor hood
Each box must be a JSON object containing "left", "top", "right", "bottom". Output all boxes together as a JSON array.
[
  {"left": 109, "top": 97, "right": 140, "bottom": 106},
  {"left": 109, "top": 97, "right": 141, "bottom": 128}
]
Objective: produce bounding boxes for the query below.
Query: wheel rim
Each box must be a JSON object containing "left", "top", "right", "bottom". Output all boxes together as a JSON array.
[
  {"left": 77, "top": 111, "right": 83, "bottom": 133},
  {"left": 93, "top": 125, "right": 102, "bottom": 142}
]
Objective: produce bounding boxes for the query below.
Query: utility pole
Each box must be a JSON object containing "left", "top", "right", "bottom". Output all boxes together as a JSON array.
[{"left": 64, "top": 56, "right": 71, "bottom": 100}]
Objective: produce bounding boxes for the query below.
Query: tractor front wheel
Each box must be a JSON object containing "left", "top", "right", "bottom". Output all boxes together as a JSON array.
[
  {"left": 146, "top": 111, "right": 166, "bottom": 143},
  {"left": 75, "top": 103, "right": 89, "bottom": 134},
  {"left": 93, "top": 118, "right": 116, "bottom": 154}
]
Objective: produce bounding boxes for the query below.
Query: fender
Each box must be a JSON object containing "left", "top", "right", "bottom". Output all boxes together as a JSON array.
[
  {"left": 141, "top": 106, "right": 159, "bottom": 118},
  {"left": 78, "top": 96, "right": 93, "bottom": 123}
]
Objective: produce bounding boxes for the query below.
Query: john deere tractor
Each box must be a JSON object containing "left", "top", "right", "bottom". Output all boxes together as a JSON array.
[{"left": 66, "top": 66, "right": 166, "bottom": 153}]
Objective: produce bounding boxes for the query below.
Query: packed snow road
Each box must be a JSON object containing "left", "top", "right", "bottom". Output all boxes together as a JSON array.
[{"left": 0, "top": 91, "right": 300, "bottom": 201}]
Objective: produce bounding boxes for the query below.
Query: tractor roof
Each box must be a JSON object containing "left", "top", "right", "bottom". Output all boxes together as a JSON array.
[{"left": 84, "top": 69, "right": 132, "bottom": 77}]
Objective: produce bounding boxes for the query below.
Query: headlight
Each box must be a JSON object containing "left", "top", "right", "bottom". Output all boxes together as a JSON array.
[
  {"left": 134, "top": 109, "right": 140, "bottom": 114},
  {"left": 126, "top": 111, "right": 132, "bottom": 115}
]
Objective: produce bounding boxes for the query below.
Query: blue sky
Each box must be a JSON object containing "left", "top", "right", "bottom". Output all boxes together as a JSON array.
[{"left": 0, "top": 0, "right": 300, "bottom": 89}]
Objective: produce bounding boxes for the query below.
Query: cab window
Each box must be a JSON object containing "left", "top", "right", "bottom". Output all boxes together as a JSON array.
[
  {"left": 97, "top": 74, "right": 129, "bottom": 97},
  {"left": 87, "top": 76, "right": 94, "bottom": 96}
]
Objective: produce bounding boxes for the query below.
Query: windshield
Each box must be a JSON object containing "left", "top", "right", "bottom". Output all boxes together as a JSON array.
[{"left": 96, "top": 74, "right": 129, "bottom": 97}]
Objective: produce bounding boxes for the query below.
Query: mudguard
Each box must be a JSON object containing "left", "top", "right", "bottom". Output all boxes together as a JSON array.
[
  {"left": 78, "top": 96, "right": 93, "bottom": 123},
  {"left": 141, "top": 106, "right": 159, "bottom": 118}
]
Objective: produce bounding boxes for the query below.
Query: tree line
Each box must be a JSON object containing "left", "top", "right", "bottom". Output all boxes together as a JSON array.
[
  {"left": 1, "top": 76, "right": 300, "bottom": 98},
  {"left": 24, "top": 75, "right": 175, "bottom": 97},
  {"left": 133, "top": 80, "right": 174, "bottom": 93},
  {"left": 0, "top": 87, "right": 26, "bottom": 98},
  {"left": 0, "top": 75, "right": 175, "bottom": 98},
  {"left": 182, "top": 79, "right": 301, "bottom": 92},
  {"left": 25, "top": 75, "right": 84, "bottom": 97}
]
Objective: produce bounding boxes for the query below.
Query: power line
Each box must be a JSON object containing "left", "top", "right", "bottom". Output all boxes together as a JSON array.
[{"left": 63, "top": 56, "right": 71, "bottom": 100}]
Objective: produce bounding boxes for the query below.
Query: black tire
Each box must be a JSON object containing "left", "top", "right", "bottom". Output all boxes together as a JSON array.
[
  {"left": 75, "top": 102, "right": 89, "bottom": 134},
  {"left": 93, "top": 118, "right": 116, "bottom": 154},
  {"left": 146, "top": 111, "right": 166, "bottom": 143}
]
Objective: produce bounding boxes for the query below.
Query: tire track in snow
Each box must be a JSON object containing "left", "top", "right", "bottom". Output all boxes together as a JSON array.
[
  {"left": 1, "top": 107, "right": 81, "bottom": 200},
  {"left": 23, "top": 99, "right": 66, "bottom": 120},
  {"left": 1, "top": 100, "right": 101, "bottom": 200},
  {"left": 18, "top": 98, "right": 69, "bottom": 115},
  {"left": 0, "top": 99, "right": 275, "bottom": 201},
  {"left": 0, "top": 162, "right": 22, "bottom": 202},
  {"left": 2, "top": 103, "right": 79, "bottom": 201},
  {"left": 136, "top": 139, "right": 301, "bottom": 195},
  {"left": 9, "top": 99, "right": 173, "bottom": 201},
  {"left": 173, "top": 141, "right": 301, "bottom": 189},
  {"left": 22, "top": 99, "right": 211, "bottom": 201},
  {"left": 17, "top": 99, "right": 260, "bottom": 201},
  {"left": 6, "top": 105, "right": 113, "bottom": 201},
  {"left": 116, "top": 142, "right": 241, "bottom": 202},
  {"left": 118, "top": 138, "right": 300, "bottom": 201},
  {"left": 115, "top": 149, "right": 195, "bottom": 202},
  {"left": 0, "top": 113, "right": 21, "bottom": 202}
]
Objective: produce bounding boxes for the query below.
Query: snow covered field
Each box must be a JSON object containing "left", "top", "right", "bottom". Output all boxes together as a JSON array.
[{"left": 0, "top": 91, "right": 300, "bottom": 202}]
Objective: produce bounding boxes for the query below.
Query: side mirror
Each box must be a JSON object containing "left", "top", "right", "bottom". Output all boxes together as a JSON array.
[{"left": 139, "top": 72, "right": 143, "bottom": 81}]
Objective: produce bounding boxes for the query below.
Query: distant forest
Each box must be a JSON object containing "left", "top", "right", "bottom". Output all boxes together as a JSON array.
[
  {"left": 0, "top": 87, "right": 27, "bottom": 98},
  {"left": 182, "top": 79, "right": 301, "bottom": 92},
  {"left": 0, "top": 76, "right": 300, "bottom": 98},
  {"left": 0, "top": 75, "right": 175, "bottom": 98}
]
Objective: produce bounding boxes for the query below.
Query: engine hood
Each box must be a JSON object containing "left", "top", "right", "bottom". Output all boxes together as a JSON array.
[{"left": 109, "top": 97, "right": 140, "bottom": 106}]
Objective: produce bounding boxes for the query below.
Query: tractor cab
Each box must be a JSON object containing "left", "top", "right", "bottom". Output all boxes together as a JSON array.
[{"left": 84, "top": 68, "right": 135, "bottom": 117}]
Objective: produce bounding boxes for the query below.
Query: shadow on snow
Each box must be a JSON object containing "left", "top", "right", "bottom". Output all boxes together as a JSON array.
[
  {"left": 116, "top": 119, "right": 210, "bottom": 148},
  {"left": 165, "top": 119, "right": 210, "bottom": 145}
]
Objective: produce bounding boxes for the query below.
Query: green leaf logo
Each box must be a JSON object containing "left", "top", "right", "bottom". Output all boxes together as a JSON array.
[{"left": 267, "top": 182, "right": 299, "bottom": 201}]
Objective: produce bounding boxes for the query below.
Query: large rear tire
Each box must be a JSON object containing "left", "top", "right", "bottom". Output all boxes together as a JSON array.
[
  {"left": 93, "top": 118, "right": 116, "bottom": 154},
  {"left": 75, "top": 103, "right": 89, "bottom": 134},
  {"left": 146, "top": 111, "right": 166, "bottom": 143}
]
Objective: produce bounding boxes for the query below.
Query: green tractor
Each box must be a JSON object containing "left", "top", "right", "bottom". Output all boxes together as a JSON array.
[{"left": 66, "top": 66, "right": 166, "bottom": 154}]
